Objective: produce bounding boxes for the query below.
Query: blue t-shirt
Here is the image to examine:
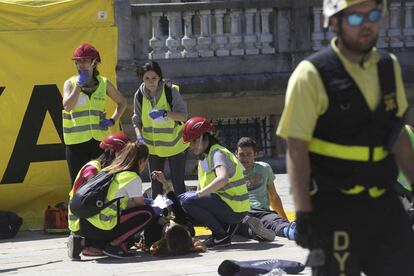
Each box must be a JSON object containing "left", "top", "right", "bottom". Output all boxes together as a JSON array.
[{"left": 244, "top": 161, "right": 275, "bottom": 209}]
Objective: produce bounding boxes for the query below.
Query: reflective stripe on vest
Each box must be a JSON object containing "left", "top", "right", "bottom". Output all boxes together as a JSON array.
[
  {"left": 141, "top": 84, "right": 188, "bottom": 157},
  {"left": 87, "top": 171, "right": 139, "bottom": 230},
  {"left": 309, "top": 138, "right": 388, "bottom": 162},
  {"left": 63, "top": 75, "right": 109, "bottom": 145},
  {"left": 68, "top": 160, "right": 101, "bottom": 232},
  {"left": 198, "top": 144, "right": 250, "bottom": 213}
]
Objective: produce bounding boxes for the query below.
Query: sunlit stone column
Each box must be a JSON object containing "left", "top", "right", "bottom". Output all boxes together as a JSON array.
[
  {"left": 181, "top": 11, "right": 198, "bottom": 58},
  {"left": 229, "top": 9, "right": 244, "bottom": 55},
  {"left": 149, "top": 12, "right": 165, "bottom": 59},
  {"left": 166, "top": 11, "right": 182, "bottom": 58},
  {"left": 214, "top": 9, "right": 229, "bottom": 56},
  {"left": 388, "top": 2, "right": 403, "bottom": 48},
  {"left": 197, "top": 10, "right": 214, "bottom": 57},
  {"left": 259, "top": 8, "right": 275, "bottom": 54},
  {"left": 403, "top": 2, "right": 414, "bottom": 47},
  {"left": 244, "top": 8, "right": 259, "bottom": 55}
]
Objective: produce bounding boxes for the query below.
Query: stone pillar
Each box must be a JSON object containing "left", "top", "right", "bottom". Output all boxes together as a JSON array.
[
  {"left": 259, "top": 8, "right": 275, "bottom": 54},
  {"left": 377, "top": 8, "right": 389, "bottom": 48},
  {"left": 214, "top": 9, "right": 229, "bottom": 56},
  {"left": 166, "top": 11, "right": 182, "bottom": 58},
  {"left": 388, "top": 2, "right": 403, "bottom": 48},
  {"left": 229, "top": 9, "right": 244, "bottom": 55},
  {"left": 244, "top": 8, "right": 259, "bottom": 55},
  {"left": 312, "top": 7, "right": 324, "bottom": 51},
  {"left": 403, "top": 2, "right": 414, "bottom": 47},
  {"left": 149, "top": 12, "right": 165, "bottom": 59},
  {"left": 181, "top": 11, "right": 198, "bottom": 58},
  {"left": 197, "top": 10, "right": 214, "bottom": 57}
]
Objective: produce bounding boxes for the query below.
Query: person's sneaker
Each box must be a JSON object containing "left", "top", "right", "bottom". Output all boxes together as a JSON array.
[
  {"left": 203, "top": 235, "right": 231, "bottom": 248},
  {"left": 103, "top": 243, "right": 137, "bottom": 259},
  {"left": 67, "top": 234, "right": 84, "bottom": 261},
  {"left": 283, "top": 221, "right": 297, "bottom": 240},
  {"left": 82, "top": 246, "right": 104, "bottom": 256},
  {"left": 245, "top": 216, "right": 276, "bottom": 241}
]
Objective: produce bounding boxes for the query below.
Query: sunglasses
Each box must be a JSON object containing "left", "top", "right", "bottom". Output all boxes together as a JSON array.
[{"left": 345, "top": 8, "right": 382, "bottom": 27}]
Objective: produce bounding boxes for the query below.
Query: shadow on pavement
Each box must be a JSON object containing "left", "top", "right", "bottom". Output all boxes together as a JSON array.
[
  {"left": 0, "top": 260, "right": 63, "bottom": 274},
  {"left": 93, "top": 251, "right": 205, "bottom": 264},
  {"left": 0, "top": 231, "right": 67, "bottom": 244}
]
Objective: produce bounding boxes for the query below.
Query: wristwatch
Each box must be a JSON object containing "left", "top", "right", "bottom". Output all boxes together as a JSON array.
[{"left": 162, "top": 110, "right": 168, "bottom": 117}]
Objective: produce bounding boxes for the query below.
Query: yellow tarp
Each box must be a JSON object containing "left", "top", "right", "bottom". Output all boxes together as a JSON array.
[{"left": 0, "top": 0, "right": 119, "bottom": 230}]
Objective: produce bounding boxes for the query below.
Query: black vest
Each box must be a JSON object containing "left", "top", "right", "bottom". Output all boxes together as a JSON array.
[{"left": 307, "top": 46, "right": 399, "bottom": 192}]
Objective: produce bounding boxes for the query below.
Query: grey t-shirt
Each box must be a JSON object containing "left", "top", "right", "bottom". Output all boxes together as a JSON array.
[
  {"left": 201, "top": 149, "right": 236, "bottom": 179},
  {"left": 131, "top": 81, "right": 188, "bottom": 130}
]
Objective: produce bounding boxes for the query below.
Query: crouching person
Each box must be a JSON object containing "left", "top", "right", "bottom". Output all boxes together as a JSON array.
[
  {"left": 179, "top": 117, "right": 250, "bottom": 248},
  {"left": 70, "top": 142, "right": 157, "bottom": 259}
]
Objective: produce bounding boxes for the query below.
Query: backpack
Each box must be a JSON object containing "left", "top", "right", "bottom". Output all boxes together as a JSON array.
[
  {"left": 0, "top": 211, "right": 23, "bottom": 239},
  {"left": 70, "top": 171, "right": 123, "bottom": 219},
  {"left": 138, "top": 81, "right": 174, "bottom": 110}
]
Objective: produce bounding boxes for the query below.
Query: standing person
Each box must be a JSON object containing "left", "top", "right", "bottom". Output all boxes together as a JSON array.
[
  {"left": 63, "top": 43, "right": 127, "bottom": 184},
  {"left": 277, "top": 0, "right": 414, "bottom": 275},
  {"left": 67, "top": 132, "right": 130, "bottom": 259},
  {"left": 179, "top": 117, "right": 250, "bottom": 248},
  {"left": 235, "top": 137, "right": 296, "bottom": 242},
  {"left": 77, "top": 142, "right": 157, "bottom": 259},
  {"left": 132, "top": 61, "right": 189, "bottom": 198}
]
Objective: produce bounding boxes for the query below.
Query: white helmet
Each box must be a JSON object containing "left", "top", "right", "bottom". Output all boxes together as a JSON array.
[{"left": 323, "top": 0, "right": 387, "bottom": 27}]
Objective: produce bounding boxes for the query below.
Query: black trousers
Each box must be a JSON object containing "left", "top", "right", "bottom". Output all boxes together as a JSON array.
[
  {"left": 65, "top": 139, "right": 102, "bottom": 184},
  {"left": 310, "top": 190, "right": 414, "bottom": 276},
  {"left": 149, "top": 150, "right": 187, "bottom": 198},
  {"left": 80, "top": 205, "right": 155, "bottom": 248}
]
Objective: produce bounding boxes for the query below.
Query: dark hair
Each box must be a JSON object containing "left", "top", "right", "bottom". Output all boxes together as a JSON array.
[
  {"left": 102, "top": 142, "right": 149, "bottom": 175},
  {"left": 237, "top": 137, "right": 257, "bottom": 152},
  {"left": 137, "top": 61, "right": 163, "bottom": 80},
  {"left": 151, "top": 223, "right": 207, "bottom": 256}
]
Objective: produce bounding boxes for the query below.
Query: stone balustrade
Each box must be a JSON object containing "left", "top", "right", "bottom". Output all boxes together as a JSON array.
[{"left": 129, "top": 0, "right": 414, "bottom": 60}]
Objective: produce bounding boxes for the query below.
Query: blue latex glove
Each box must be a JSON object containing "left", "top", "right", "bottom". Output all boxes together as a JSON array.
[
  {"left": 153, "top": 206, "right": 163, "bottom": 216},
  {"left": 179, "top": 191, "right": 198, "bottom": 203},
  {"left": 100, "top": 118, "right": 114, "bottom": 128},
  {"left": 77, "top": 70, "right": 89, "bottom": 87},
  {"left": 137, "top": 135, "right": 146, "bottom": 145},
  {"left": 143, "top": 198, "right": 153, "bottom": 206},
  {"left": 149, "top": 109, "right": 167, "bottom": 120}
]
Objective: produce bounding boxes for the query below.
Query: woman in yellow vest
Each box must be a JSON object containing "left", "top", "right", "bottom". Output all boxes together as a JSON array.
[
  {"left": 67, "top": 132, "right": 130, "bottom": 260},
  {"left": 79, "top": 142, "right": 157, "bottom": 259},
  {"left": 132, "top": 61, "right": 188, "bottom": 198},
  {"left": 63, "top": 43, "right": 127, "bottom": 184},
  {"left": 179, "top": 117, "right": 251, "bottom": 248}
]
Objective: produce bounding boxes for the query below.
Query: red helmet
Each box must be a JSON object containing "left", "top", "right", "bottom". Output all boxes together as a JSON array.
[
  {"left": 182, "top": 116, "right": 215, "bottom": 143},
  {"left": 72, "top": 43, "right": 101, "bottom": 62},
  {"left": 99, "top": 133, "right": 130, "bottom": 152}
]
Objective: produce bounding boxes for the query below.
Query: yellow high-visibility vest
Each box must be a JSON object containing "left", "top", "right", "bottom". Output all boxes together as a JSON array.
[
  {"left": 141, "top": 84, "right": 188, "bottom": 157},
  {"left": 63, "top": 75, "right": 109, "bottom": 145},
  {"left": 86, "top": 171, "right": 139, "bottom": 230},
  {"left": 68, "top": 160, "right": 101, "bottom": 232},
  {"left": 198, "top": 144, "right": 250, "bottom": 213}
]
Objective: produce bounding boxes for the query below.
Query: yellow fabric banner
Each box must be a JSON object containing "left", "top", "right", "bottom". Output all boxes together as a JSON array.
[{"left": 0, "top": 0, "right": 119, "bottom": 230}]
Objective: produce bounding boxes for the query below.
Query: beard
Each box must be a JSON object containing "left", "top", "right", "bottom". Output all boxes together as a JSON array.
[{"left": 338, "top": 23, "right": 379, "bottom": 55}]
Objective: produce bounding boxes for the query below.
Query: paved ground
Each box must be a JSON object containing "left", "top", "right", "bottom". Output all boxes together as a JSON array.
[{"left": 0, "top": 174, "right": 311, "bottom": 276}]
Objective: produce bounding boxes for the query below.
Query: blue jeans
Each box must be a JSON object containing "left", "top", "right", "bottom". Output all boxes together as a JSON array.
[{"left": 180, "top": 193, "right": 247, "bottom": 237}]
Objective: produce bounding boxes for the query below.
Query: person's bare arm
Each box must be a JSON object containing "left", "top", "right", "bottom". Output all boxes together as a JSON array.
[
  {"left": 128, "top": 196, "right": 145, "bottom": 208},
  {"left": 286, "top": 137, "right": 312, "bottom": 212},
  {"left": 62, "top": 79, "right": 82, "bottom": 111},
  {"left": 197, "top": 165, "right": 228, "bottom": 197},
  {"left": 106, "top": 80, "right": 127, "bottom": 122},
  {"left": 267, "top": 182, "right": 288, "bottom": 219}
]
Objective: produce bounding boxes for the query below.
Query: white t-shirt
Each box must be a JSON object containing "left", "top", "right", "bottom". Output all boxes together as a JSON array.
[{"left": 114, "top": 177, "right": 143, "bottom": 199}]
